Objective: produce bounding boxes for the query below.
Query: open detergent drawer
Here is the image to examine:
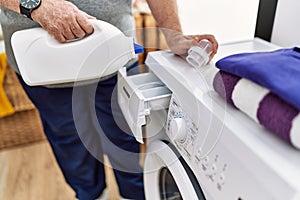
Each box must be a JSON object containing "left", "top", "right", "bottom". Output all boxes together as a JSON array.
[{"left": 117, "top": 67, "right": 171, "bottom": 143}]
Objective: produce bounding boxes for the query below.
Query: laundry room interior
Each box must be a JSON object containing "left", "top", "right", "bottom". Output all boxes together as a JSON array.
[{"left": 0, "top": 0, "right": 300, "bottom": 199}]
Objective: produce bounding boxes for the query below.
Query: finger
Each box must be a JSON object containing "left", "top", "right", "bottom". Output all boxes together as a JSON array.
[
  {"left": 189, "top": 35, "right": 201, "bottom": 43},
  {"left": 47, "top": 26, "right": 67, "bottom": 43},
  {"left": 54, "top": 33, "right": 67, "bottom": 43},
  {"left": 202, "top": 35, "right": 218, "bottom": 54},
  {"left": 192, "top": 34, "right": 218, "bottom": 60},
  {"left": 62, "top": 23, "right": 76, "bottom": 41},
  {"left": 69, "top": 19, "right": 86, "bottom": 38},
  {"left": 76, "top": 15, "right": 94, "bottom": 35},
  {"left": 194, "top": 34, "right": 217, "bottom": 47}
]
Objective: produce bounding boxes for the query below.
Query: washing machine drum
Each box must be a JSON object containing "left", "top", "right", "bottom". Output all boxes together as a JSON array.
[{"left": 144, "top": 140, "right": 206, "bottom": 200}]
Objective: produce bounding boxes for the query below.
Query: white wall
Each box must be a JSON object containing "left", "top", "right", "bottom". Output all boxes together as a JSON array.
[
  {"left": 271, "top": 0, "right": 300, "bottom": 47},
  {"left": 177, "top": 0, "right": 260, "bottom": 44}
]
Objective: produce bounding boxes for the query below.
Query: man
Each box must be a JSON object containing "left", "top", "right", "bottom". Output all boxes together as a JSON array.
[{"left": 0, "top": 0, "right": 218, "bottom": 199}]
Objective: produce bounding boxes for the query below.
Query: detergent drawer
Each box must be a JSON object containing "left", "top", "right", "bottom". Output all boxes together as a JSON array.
[{"left": 117, "top": 67, "right": 171, "bottom": 143}]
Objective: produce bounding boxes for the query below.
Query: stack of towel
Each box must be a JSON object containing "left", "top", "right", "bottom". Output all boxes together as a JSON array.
[{"left": 213, "top": 47, "right": 300, "bottom": 149}]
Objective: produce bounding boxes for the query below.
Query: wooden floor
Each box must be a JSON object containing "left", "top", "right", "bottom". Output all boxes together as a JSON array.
[{"left": 0, "top": 141, "right": 120, "bottom": 200}]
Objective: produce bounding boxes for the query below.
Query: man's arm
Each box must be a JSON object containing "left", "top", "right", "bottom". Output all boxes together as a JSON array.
[
  {"left": 146, "top": 0, "right": 182, "bottom": 35},
  {"left": 0, "top": 0, "right": 94, "bottom": 43},
  {"left": 0, "top": 0, "right": 19, "bottom": 13},
  {"left": 146, "top": 0, "right": 218, "bottom": 58}
]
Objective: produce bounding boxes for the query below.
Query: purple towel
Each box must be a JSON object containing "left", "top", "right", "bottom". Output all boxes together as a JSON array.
[
  {"left": 216, "top": 47, "right": 300, "bottom": 110},
  {"left": 213, "top": 71, "right": 300, "bottom": 149}
]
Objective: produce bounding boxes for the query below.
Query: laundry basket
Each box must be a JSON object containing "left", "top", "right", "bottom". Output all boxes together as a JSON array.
[{"left": 0, "top": 64, "right": 45, "bottom": 150}]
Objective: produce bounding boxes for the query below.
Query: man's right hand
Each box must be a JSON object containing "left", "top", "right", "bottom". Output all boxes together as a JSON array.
[{"left": 31, "top": 0, "right": 95, "bottom": 43}]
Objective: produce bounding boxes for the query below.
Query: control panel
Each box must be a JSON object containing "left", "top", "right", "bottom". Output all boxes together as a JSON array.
[{"left": 166, "top": 95, "right": 228, "bottom": 192}]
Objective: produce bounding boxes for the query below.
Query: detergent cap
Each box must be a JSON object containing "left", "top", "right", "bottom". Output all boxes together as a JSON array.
[
  {"left": 134, "top": 43, "right": 144, "bottom": 54},
  {"left": 186, "top": 39, "right": 213, "bottom": 68}
]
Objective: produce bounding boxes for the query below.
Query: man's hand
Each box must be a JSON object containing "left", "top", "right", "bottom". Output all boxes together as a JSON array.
[
  {"left": 163, "top": 29, "right": 218, "bottom": 61},
  {"left": 31, "top": 0, "right": 95, "bottom": 43},
  {"left": 146, "top": 0, "right": 218, "bottom": 62}
]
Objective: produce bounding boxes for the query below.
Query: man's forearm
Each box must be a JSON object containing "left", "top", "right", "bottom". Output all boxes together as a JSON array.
[
  {"left": 0, "top": 0, "right": 20, "bottom": 14},
  {"left": 146, "top": 0, "right": 182, "bottom": 35}
]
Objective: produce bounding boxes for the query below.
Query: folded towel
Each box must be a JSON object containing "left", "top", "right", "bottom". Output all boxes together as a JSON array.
[
  {"left": 216, "top": 47, "right": 300, "bottom": 110},
  {"left": 213, "top": 71, "right": 300, "bottom": 149},
  {"left": 0, "top": 53, "right": 15, "bottom": 118}
]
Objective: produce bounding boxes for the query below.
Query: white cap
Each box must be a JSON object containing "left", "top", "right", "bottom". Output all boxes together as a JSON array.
[{"left": 186, "top": 39, "right": 213, "bottom": 68}]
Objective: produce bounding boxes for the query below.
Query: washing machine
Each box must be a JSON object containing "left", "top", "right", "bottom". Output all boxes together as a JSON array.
[{"left": 118, "top": 38, "right": 300, "bottom": 200}]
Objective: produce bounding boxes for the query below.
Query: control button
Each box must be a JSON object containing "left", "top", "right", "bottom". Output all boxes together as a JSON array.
[
  {"left": 211, "top": 164, "right": 217, "bottom": 172},
  {"left": 217, "top": 183, "right": 222, "bottom": 191},
  {"left": 207, "top": 174, "right": 214, "bottom": 182},
  {"left": 201, "top": 164, "right": 207, "bottom": 171},
  {"left": 219, "top": 173, "right": 225, "bottom": 183},
  {"left": 201, "top": 156, "right": 209, "bottom": 165},
  {"left": 169, "top": 117, "right": 187, "bottom": 142},
  {"left": 222, "top": 164, "right": 228, "bottom": 172},
  {"left": 214, "top": 154, "right": 219, "bottom": 162}
]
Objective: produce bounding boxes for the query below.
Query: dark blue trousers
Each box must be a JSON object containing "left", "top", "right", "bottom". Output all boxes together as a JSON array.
[{"left": 18, "top": 68, "right": 145, "bottom": 200}]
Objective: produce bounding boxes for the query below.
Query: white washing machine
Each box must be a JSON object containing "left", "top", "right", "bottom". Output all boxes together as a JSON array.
[{"left": 118, "top": 38, "right": 300, "bottom": 200}]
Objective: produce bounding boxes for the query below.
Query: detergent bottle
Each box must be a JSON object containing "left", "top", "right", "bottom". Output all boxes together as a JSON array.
[{"left": 11, "top": 19, "right": 143, "bottom": 86}]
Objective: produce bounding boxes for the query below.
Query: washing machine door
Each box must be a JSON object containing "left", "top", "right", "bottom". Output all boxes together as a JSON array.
[{"left": 144, "top": 140, "right": 206, "bottom": 200}]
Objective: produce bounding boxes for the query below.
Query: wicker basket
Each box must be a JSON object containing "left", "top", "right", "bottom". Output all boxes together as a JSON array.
[{"left": 0, "top": 63, "right": 46, "bottom": 150}]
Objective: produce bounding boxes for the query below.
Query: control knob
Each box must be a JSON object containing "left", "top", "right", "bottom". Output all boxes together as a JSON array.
[{"left": 169, "top": 117, "right": 187, "bottom": 142}]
